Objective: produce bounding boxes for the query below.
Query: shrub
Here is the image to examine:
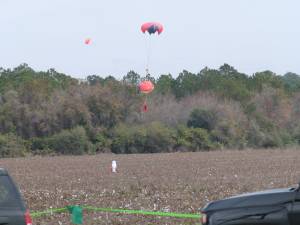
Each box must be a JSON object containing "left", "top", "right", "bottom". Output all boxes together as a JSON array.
[
  {"left": 187, "top": 108, "right": 217, "bottom": 131},
  {"left": 246, "top": 120, "right": 293, "bottom": 148},
  {"left": 210, "top": 120, "right": 248, "bottom": 149},
  {"left": 48, "top": 126, "right": 91, "bottom": 155},
  {"left": 111, "top": 124, "right": 137, "bottom": 154},
  {"left": 92, "top": 132, "right": 111, "bottom": 153},
  {"left": 144, "top": 122, "right": 176, "bottom": 153},
  {"left": 31, "top": 137, "right": 49, "bottom": 150},
  {"left": 176, "top": 126, "right": 215, "bottom": 151},
  {"left": 0, "top": 134, "right": 27, "bottom": 157},
  {"left": 111, "top": 122, "right": 176, "bottom": 154}
]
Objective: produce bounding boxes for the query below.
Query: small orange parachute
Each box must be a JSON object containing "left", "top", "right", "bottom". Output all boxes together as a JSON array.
[
  {"left": 139, "top": 81, "right": 154, "bottom": 94},
  {"left": 138, "top": 81, "right": 154, "bottom": 112}
]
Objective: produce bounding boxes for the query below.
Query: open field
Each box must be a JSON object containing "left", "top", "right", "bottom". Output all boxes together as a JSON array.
[{"left": 1, "top": 149, "right": 300, "bottom": 224}]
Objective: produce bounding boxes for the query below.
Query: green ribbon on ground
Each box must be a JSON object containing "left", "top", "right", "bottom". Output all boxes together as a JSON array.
[
  {"left": 83, "top": 206, "right": 201, "bottom": 219},
  {"left": 32, "top": 205, "right": 202, "bottom": 222},
  {"left": 31, "top": 207, "right": 68, "bottom": 218}
]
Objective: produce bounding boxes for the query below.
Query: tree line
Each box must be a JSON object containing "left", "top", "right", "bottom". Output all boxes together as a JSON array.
[{"left": 0, "top": 63, "right": 300, "bottom": 157}]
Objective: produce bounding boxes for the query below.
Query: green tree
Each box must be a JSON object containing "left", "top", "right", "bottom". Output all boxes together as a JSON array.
[
  {"left": 281, "top": 72, "right": 300, "bottom": 92},
  {"left": 155, "top": 74, "right": 175, "bottom": 94},
  {"left": 250, "top": 71, "right": 284, "bottom": 91},
  {"left": 123, "top": 70, "right": 141, "bottom": 86},
  {"left": 187, "top": 109, "right": 217, "bottom": 131},
  {"left": 87, "top": 75, "right": 104, "bottom": 85},
  {"left": 174, "top": 70, "right": 201, "bottom": 98}
]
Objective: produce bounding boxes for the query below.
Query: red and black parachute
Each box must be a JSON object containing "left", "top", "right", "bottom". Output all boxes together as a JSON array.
[
  {"left": 84, "top": 38, "right": 91, "bottom": 45},
  {"left": 141, "top": 22, "right": 164, "bottom": 35}
]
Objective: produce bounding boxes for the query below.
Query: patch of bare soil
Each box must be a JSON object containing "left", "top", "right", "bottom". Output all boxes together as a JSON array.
[{"left": 1, "top": 149, "right": 299, "bottom": 224}]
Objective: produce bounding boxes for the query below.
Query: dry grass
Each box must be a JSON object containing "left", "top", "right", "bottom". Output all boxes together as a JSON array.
[{"left": 1, "top": 149, "right": 300, "bottom": 224}]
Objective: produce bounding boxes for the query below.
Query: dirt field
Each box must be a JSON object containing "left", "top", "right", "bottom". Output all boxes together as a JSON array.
[{"left": 1, "top": 149, "right": 300, "bottom": 224}]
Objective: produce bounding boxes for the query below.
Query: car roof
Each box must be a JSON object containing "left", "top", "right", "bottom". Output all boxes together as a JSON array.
[{"left": 0, "top": 168, "right": 8, "bottom": 175}]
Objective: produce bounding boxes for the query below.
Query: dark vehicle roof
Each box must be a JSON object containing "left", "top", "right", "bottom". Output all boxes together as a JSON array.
[
  {"left": 0, "top": 168, "right": 8, "bottom": 176},
  {"left": 202, "top": 188, "right": 296, "bottom": 212},
  {"left": 0, "top": 168, "right": 26, "bottom": 211},
  {"left": 0, "top": 168, "right": 27, "bottom": 224}
]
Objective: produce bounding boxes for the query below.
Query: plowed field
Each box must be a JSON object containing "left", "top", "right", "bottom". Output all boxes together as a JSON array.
[{"left": 1, "top": 149, "right": 299, "bottom": 224}]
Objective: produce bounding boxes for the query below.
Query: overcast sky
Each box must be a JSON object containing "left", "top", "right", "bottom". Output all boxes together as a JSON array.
[{"left": 1, "top": 0, "right": 300, "bottom": 79}]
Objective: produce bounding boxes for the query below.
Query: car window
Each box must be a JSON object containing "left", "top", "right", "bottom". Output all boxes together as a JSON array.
[{"left": 0, "top": 176, "right": 21, "bottom": 208}]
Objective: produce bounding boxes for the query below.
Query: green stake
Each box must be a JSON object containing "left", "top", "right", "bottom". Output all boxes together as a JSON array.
[{"left": 67, "top": 205, "right": 83, "bottom": 225}]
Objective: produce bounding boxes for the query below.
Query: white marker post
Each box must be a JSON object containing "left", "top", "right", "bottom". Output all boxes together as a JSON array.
[{"left": 111, "top": 160, "right": 117, "bottom": 173}]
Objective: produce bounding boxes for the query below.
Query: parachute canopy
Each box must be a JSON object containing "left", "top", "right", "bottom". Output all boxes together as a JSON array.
[
  {"left": 141, "top": 22, "right": 163, "bottom": 35},
  {"left": 84, "top": 38, "right": 91, "bottom": 45},
  {"left": 139, "top": 81, "right": 154, "bottom": 94}
]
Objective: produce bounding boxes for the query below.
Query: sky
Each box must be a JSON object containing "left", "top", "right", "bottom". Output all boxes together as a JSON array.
[{"left": 1, "top": 0, "right": 300, "bottom": 79}]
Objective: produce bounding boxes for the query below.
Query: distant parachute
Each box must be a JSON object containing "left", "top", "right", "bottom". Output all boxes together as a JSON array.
[
  {"left": 139, "top": 80, "right": 154, "bottom": 94},
  {"left": 141, "top": 22, "right": 164, "bottom": 35},
  {"left": 139, "top": 22, "right": 163, "bottom": 113},
  {"left": 84, "top": 38, "right": 91, "bottom": 45},
  {"left": 139, "top": 80, "right": 154, "bottom": 112},
  {"left": 140, "top": 22, "right": 164, "bottom": 77}
]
